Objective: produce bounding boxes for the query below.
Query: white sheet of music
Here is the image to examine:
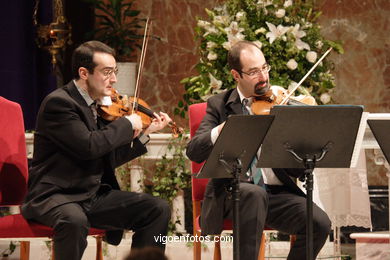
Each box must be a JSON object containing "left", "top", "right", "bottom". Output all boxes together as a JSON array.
[
  {"left": 350, "top": 112, "right": 369, "bottom": 168},
  {"left": 367, "top": 113, "right": 390, "bottom": 120},
  {"left": 351, "top": 112, "right": 390, "bottom": 167}
]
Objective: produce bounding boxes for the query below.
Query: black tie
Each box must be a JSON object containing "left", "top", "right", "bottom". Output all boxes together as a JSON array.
[
  {"left": 242, "top": 98, "right": 250, "bottom": 115},
  {"left": 242, "top": 98, "right": 264, "bottom": 185},
  {"left": 90, "top": 102, "right": 98, "bottom": 122}
]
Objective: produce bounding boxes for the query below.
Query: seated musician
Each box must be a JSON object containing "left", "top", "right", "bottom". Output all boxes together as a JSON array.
[
  {"left": 22, "top": 41, "right": 171, "bottom": 260},
  {"left": 186, "top": 40, "right": 331, "bottom": 260}
]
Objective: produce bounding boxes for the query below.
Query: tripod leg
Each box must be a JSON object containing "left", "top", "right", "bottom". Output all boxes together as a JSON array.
[{"left": 306, "top": 170, "right": 314, "bottom": 260}]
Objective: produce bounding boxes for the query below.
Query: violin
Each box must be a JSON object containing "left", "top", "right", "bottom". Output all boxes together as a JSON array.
[
  {"left": 251, "top": 86, "right": 316, "bottom": 115},
  {"left": 98, "top": 18, "right": 183, "bottom": 137},
  {"left": 251, "top": 47, "right": 333, "bottom": 115},
  {"left": 98, "top": 88, "right": 183, "bottom": 137}
]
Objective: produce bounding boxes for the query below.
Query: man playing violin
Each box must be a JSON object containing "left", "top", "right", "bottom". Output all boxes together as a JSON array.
[
  {"left": 186, "top": 40, "right": 331, "bottom": 260},
  {"left": 22, "top": 41, "right": 171, "bottom": 260}
]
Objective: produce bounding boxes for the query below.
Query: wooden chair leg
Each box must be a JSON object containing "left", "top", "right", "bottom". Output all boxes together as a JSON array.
[
  {"left": 290, "top": 234, "right": 296, "bottom": 248},
  {"left": 95, "top": 235, "right": 103, "bottom": 260},
  {"left": 193, "top": 232, "right": 201, "bottom": 260},
  {"left": 213, "top": 238, "right": 221, "bottom": 260},
  {"left": 258, "top": 232, "right": 266, "bottom": 260},
  {"left": 193, "top": 200, "right": 201, "bottom": 260},
  {"left": 20, "top": 241, "right": 30, "bottom": 260},
  {"left": 51, "top": 240, "right": 55, "bottom": 260}
]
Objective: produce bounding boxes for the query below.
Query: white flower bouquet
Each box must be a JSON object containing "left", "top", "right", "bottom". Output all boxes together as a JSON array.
[{"left": 177, "top": 0, "right": 343, "bottom": 117}]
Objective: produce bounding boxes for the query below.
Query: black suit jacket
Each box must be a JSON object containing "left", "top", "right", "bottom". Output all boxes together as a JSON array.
[
  {"left": 186, "top": 88, "right": 305, "bottom": 235},
  {"left": 21, "top": 81, "right": 147, "bottom": 244}
]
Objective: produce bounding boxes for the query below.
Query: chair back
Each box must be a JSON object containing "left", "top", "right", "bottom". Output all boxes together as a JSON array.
[
  {"left": 188, "top": 103, "right": 209, "bottom": 202},
  {"left": 0, "top": 97, "right": 28, "bottom": 206}
]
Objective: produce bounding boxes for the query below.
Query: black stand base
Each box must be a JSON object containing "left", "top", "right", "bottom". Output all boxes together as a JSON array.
[
  {"left": 231, "top": 159, "right": 241, "bottom": 260},
  {"left": 302, "top": 157, "right": 315, "bottom": 260},
  {"left": 287, "top": 142, "right": 331, "bottom": 260},
  {"left": 220, "top": 157, "right": 242, "bottom": 260}
]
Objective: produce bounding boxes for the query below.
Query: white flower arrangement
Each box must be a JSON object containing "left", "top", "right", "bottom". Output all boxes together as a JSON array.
[{"left": 178, "top": 0, "right": 344, "bottom": 116}]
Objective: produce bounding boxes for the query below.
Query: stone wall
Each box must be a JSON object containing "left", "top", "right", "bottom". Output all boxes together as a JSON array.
[
  {"left": 132, "top": 0, "right": 390, "bottom": 185},
  {"left": 318, "top": 0, "right": 390, "bottom": 185}
]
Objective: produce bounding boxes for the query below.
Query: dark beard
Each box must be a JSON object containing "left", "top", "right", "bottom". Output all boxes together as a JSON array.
[{"left": 254, "top": 81, "right": 270, "bottom": 96}]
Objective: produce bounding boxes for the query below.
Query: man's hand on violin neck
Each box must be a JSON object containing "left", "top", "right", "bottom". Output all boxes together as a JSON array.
[{"left": 144, "top": 112, "right": 172, "bottom": 135}]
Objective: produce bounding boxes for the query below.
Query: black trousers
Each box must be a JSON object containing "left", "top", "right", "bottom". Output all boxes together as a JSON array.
[
  {"left": 224, "top": 183, "right": 331, "bottom": 260},
  {"left": 35, "top": 190, "right": 171, "bottom": 260}
]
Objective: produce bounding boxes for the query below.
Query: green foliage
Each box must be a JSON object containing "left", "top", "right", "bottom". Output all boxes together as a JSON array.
[
  {"left": 177, "top": 0, "right": 343, "bottom": 116},
  {"left": 145, "top": 134, "right": 191, "bottom": 202},
  {"left": 84, "top": 0, "right": 145, "bottom": 61},
  {"left": 143, "top": 133, "right": 192, "bottom": 234},
  {"left": 1, "top": 241, "right": 16, "bottom": 257},
  {"left": 0, "top": 207, "right": 10, "bottom": 217}
]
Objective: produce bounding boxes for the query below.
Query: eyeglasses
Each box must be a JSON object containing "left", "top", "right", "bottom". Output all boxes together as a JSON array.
[
  {"left": 239, "top": 64, "right": 271, "bottom": 77},
  {"left": 100, "top": 67, "right": 119, "bottom": 79}
]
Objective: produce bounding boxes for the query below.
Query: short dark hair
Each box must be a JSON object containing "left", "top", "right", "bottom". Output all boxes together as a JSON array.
[
  {"left": 71, "top": 41, "right": 116, "bottom": 79},
  {"left": 228, "top": 41, "right": 261, "bottom": 76}
]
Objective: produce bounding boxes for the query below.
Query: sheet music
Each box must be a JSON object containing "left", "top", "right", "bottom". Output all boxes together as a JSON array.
[
  {"left": 350, "top": 112, "right": 369, "bottom": 167},
  {"left": 362, "top": 113, "right": 390, "bottom": 150},
  {"left": 367, "top": 113, "right": 390, "bottom": 120}
]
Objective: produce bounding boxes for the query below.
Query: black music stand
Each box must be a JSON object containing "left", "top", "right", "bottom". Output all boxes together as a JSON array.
[
  {"left": 368, "top": 119, "right": 390, "bottom": 235},
  {"left": 258, "top": 105, "right": 363, "bottom": 260},
  {"left": 197, "top": 114, "right": 274, "bottom": 260},
  {"left": 368, "top": 119, "right": 390, "bottom": 162}
]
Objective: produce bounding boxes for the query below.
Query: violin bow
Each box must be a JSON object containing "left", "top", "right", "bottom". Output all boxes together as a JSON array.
[
  {"left": 280, "top": 47, "right": 333, "bottom": 105},
  {"left": 132, "top": 17, "right": 151, "bottom": 113}
]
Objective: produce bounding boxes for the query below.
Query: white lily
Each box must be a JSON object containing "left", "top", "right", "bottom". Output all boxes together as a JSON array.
[
  {"left": 225, "top": 21, "right": 245, "bottom": 39},
  {"left": 227, "top": 34, "right": 245, "bottom": 47},
  {"left": 209, "top": 74, "right": 222, "bottom": 90},
  {"left": 266, "top": 22, "right": 289, "bottom": 44},
  {"left": 290, "top": 24, "right": 310, "bottom": 50}
]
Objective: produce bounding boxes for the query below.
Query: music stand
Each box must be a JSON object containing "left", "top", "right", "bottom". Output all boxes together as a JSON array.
[
  {"left": 367, "top": 118, "right": 390, "bottom": 236},
  {"left": 258, "top": 105, "right": 363, "bottom": 260},
  {"left": 197, "top": 114, "right": 274, "bottom": 260}
]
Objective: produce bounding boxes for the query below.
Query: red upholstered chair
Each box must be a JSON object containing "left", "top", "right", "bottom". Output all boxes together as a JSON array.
[
  {"left": 188, "top": 103, "right": 267, "bottom": 260},
  {"left": 0, "top": 97, "right": 104, "bottom": 260}
]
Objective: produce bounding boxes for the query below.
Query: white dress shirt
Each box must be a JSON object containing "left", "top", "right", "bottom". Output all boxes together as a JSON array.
[{"left": 210, "top": 87, "right": 283, "bottom": 185}]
